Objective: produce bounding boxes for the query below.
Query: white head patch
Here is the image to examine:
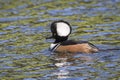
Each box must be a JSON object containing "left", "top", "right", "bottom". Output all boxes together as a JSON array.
[{"left": 56, "top": 22, "right": 71, "bottom": 37}]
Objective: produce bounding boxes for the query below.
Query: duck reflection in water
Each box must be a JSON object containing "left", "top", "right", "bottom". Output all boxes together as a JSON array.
[{"left": 51, "top": 52, "right": 95, "bottom": 79}]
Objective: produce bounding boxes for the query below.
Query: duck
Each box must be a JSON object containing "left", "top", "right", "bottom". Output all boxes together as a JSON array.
[{"left": 47, "top": 20, "right": 99, "bottom": 53}]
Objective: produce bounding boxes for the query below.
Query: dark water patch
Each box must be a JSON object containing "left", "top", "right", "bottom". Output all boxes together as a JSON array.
[
  {"left": 96, "top": 32, "right": 120, "bottom": 36},
  {"left": 103, "top": 17, "right": 113, "bottom": 22},
  {"left": 0, "top": 65, "right": 16, "bottom": 70},
  {"left": 5, "top": 45, "right": 16, "bottom": 50},
  {"left": 3, "top": 25, "right": 18, "bottom": 30},
  {"left": 23, "top": 78, "right": 37, "bottom": 80},
  {"left": 79, "top": 31, "right": 120, "bottom": 41},
  {"left": 47, "top": 7, "right": 84, "bottom": 16},
  {"left": 96, "top": 22, "right": 120, "bottom": 30},
  {"left": 0, "top": 53, "right": 33, "bottom": 60},
  {"left": 0, "top": 53, "right": 14, "bottom": 58},
  {"left": 21, "top": 26, "right": 44, "bottom": 34},
  {"left": 17, "top": 4, "right": 28, "bottom": 10},
  {"left": 37, "top": 17, "right": 63, "bottom": 23},
  {"left": 0, "top": 8, "right": 19, "bottom": 15},
  {"left": 105, "top": 63, "right": 117, "bottom": 68},
  {"left": 0, "top": 40, "right": 9, "bottom": 44},
  {"left": 1, "top": 4, "right": 29, "bottom": 15},
  {"left": 47, "top": 6, "right": 119, "bottom": 17},
  {"left": 97, "top": 44, "right": 119, "bottom": 50},
  {"left": 3, "top": 25, "right": 44, "bottom": 35},
  {"left": 0, "top": 32, "right": 7, "bottom": 35},
  {"left": 0, "top": 16, "right": 33, "bottom": 23},
  {"left": 31, "top": 0, "right": 53, "bottom": 4},
  {"left": 13, "top": 54, "right": 33, "bottom": 60}
]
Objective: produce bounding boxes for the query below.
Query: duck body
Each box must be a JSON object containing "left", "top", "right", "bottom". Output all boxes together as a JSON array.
[
  {"left": 50, "top": 40, "right": 99, "bottom": 53},
  {"left": 48, "top": 20, "right": 99, "bottom": 53}
]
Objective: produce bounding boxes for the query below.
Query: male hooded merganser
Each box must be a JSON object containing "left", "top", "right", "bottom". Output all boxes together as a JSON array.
[{"left": 48, "top": 20, "right": 99, "bottom": 53}]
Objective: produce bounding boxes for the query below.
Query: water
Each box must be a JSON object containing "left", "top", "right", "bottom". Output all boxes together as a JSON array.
[{"left": 0, "top": 0, "right": 120, "bottom": 80}]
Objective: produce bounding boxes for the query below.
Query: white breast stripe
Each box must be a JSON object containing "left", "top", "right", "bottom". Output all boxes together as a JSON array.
[{"left": 50, "top": 43, "right": 60, "bottom": 52}]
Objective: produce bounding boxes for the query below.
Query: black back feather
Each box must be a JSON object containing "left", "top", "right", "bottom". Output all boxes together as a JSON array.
[
  {"left": 60, "top": 40, "right": 88, "bottom": 45},
  {"left": 60, "top": 40, "right": 98, "bottom": 49}
]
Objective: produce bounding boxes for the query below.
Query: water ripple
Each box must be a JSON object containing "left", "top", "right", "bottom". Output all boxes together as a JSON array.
[{"left": 0, "top": 16, "right": 33, "bottom": 23}]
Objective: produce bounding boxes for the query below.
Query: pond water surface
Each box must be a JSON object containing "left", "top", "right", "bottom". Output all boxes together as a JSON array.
[{"left": 0, "top": 0, "right": 120, "bottom": 80}]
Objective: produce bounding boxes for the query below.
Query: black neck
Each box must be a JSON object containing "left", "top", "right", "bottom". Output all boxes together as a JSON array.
[{"left": 54, "top": 36, "right": 68, "bottom": 43}]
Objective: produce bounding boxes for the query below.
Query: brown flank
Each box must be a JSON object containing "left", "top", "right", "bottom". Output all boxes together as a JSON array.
[{"left": 55, "top": 43, "right": 99, "bottom": 53}]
